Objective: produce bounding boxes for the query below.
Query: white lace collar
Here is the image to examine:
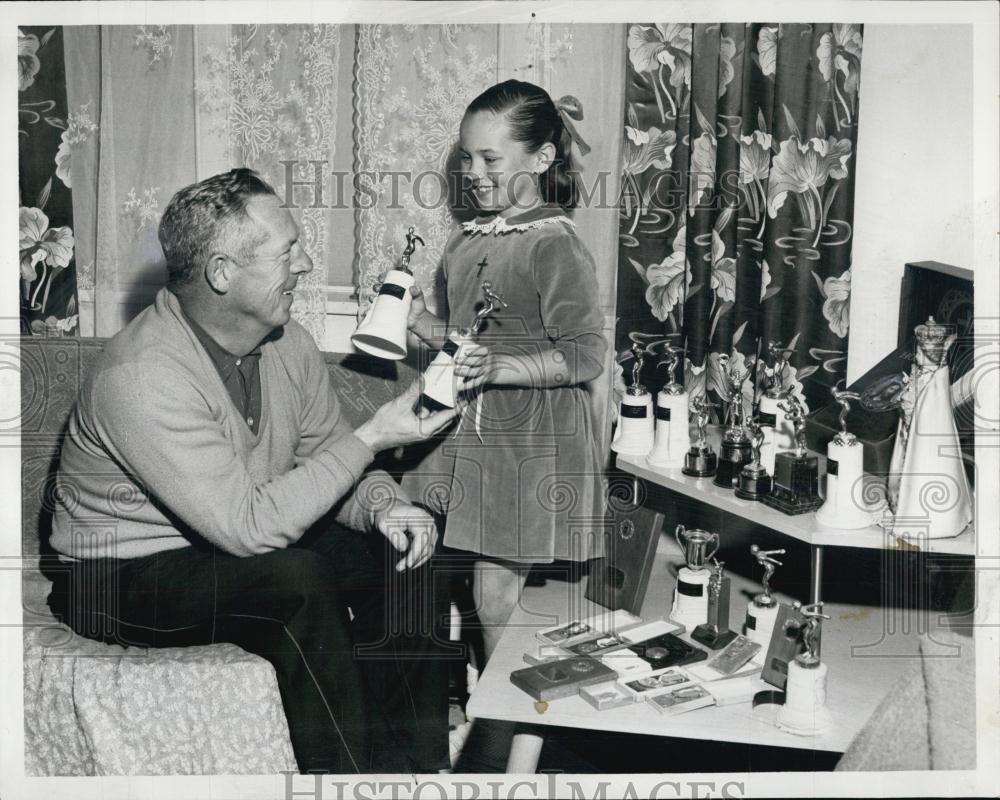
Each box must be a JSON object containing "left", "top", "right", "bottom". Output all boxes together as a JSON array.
[{"left": 461, "top": 209, "right": 575, "bottom": 236}]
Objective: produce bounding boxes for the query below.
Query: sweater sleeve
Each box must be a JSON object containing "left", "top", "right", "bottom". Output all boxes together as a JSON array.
[
  {"left": 88, "top": 359, "right": 376, "bottom": 557},
  {"left": 531, "top": 231, "right": 608, "bottom": 384}
]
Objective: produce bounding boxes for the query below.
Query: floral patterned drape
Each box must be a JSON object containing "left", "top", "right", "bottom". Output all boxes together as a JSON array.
[
  {"left": 18, "top": 27, "right": 80, "bottom": 336},
  {"left": 616, "top": 23, "right": 863, "bottom": 415}
]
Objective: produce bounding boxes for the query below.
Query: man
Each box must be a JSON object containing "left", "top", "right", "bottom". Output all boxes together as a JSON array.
[{"left": 48, "top": 168, "right": 456, "bottom": 774}]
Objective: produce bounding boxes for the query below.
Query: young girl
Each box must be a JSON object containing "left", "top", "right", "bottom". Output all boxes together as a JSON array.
[{"left": 405, "top": 79, "right": 608, "bottom": 661}]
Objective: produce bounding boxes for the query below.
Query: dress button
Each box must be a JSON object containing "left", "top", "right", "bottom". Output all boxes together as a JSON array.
[
  {"left": 247, "top": 416, "right": 254, "bottom": 426},
  {"left": 235, "top": 358, "right": 242, "bottom": 366}
]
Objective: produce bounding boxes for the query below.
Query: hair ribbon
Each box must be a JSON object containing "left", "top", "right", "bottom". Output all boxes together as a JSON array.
[{"left": 555, "top": 95, "right": 592, "bottom": 157}]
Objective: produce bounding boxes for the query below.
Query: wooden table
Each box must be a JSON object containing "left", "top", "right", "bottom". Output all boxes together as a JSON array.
[{"left": 466, "top": 537, "right": 938, "bottom": 773}]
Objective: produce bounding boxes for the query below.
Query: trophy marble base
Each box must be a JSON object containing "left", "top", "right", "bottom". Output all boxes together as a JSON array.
[
  {"left": 734, "top": 469, "right": 773, "bottom": 501},
  {"left": 682, "top": 447, "right": 718, "bottom": 477},
  {"left": 691, "top": 625, "right": 738, "bottom": 650},
  {"left": 761, "top": 452, "right": 823, "bottom": 515},
  {"left": 713, "top": 440, "right": 752, "bottom": 489}
]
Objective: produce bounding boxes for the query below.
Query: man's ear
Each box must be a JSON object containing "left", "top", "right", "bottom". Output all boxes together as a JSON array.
[
  {"left": 534, "top": 142, "right": 556, "bottom": 175},
  {"left": 205, "top": 254, "right": 235, "bottom": 294}
]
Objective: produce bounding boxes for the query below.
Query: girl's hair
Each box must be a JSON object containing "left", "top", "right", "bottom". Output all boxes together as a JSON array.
[{"left": 465, "top": 79, "right": 579, "bottom": 210}]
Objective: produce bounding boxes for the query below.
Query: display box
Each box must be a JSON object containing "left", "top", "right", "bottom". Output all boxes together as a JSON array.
[{"left": 805, "top": 261, "right": 974, "bottom": 479}]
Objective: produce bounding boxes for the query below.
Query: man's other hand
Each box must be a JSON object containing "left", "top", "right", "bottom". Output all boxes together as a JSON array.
[
  {"left": 373, "top": 501, "right": 438, "bottom": 571},
  {"left": 355, "top": 380, "right": 455, "bottom": 453}
]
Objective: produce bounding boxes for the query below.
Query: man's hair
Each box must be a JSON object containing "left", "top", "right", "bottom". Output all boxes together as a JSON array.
[{"left": 158, "top": 168, "right": 278, "bottom": 292}]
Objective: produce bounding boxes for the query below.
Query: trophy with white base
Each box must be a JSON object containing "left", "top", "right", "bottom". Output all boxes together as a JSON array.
[
  {"left": 647, "top": 346, "right": 689, "bottom": 469},
  {"left": 352, "top": 227, "right": 424, "bottom": 360},
  {"left": 775, "top": 602, "right": 833, "bottom": 736},
  {"left": 669, "top": 525, "right": 720, "bottom": 631},
  {"left": 816, "top": 387, "right": 876, "bottom": 529},
  {"left": 611, "top": 344, "right": 654, "bottom": 456},
  {"left": 745, "top": 545, "right": 785, "bottom": 652},
  {"left": 419, "top": 281, "right": 506, "bottom": 410}
]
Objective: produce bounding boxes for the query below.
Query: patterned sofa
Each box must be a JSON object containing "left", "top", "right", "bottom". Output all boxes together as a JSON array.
[{"left": 20, "top": 336, "right": 417, "bottom": 775}]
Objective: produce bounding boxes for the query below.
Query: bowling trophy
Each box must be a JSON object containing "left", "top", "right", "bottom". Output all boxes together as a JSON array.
[
  {"left": 758, "top": 341, "right": 797, "bottom": 461},
  {"left": 352, "top": 226, "right": 425, "bottom": 360},
  {"left": 713, "top": 355, "right": 753, "bottom": 489},
  {"left": 669, "top": 525, "right": 720, "bottom": 631},
  {"left": 647, "top": 346, "right": 689, "bottom": 469},
  {"left": 611, "top": 343, "right": 655, "bottom": 456},
  {"left": 419, "top": 281, "right": 506, "bottom": 410},
  {"left": 734, "top": 421, "right": 773, "bottom": 501},
  {"left": 681, "top": 395, "right": 718, "bottom": 477},
  {"left": 775, "top": 602, "right": 833, "bottom": 736},
  {"left": 691, "top": 557, "right": 738, "bottom": 650},
  {"left": 744, "top": 545, "right": 785, "bottom": 651},
  {"left": 761, "top": 395, "right": 823, "bottom": 515},
  {"left": 816, "top": 387, "right": 877, "bottom": 529},
  {"left": 882, "top": 317, "right": 974, "bottom": 540}
]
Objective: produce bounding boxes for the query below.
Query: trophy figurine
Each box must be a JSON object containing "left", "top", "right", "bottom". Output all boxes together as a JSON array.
[
  {"left": 734, "top": 421, "right": 773, "bottom": 501},
  {"left": 744, "top": 545, "right": 785, "bottom": 651},
  {"left": 816, "top": 387, "right": 877, "bottom": 529},
  {"left": 761, "top": 395, "right": 823, "bottom": 515},
  {"left": 691, "top": 558, "right": 738, "bottom": 650},
  {"left": 713, "top": 355, "right": 753, "bottom": 489},
  {"left": 883, "top": 317, "right": 974, "bottom": 540},
  {"left": 776, "top": 602, "right": 833, "bottom": 736},
  {"left": 758, "top": 341, "right": 797, "bottom": 459},
  {"left": 669, "top": 525, "right": 720, "bottom": 631},
  {"left": 420, "top": 281, "right": 506, "bottom": 410},
  {"left": 647, "top": 345, "right": 689, "bottom": 469},
  {"left": 352, "top": 226, "right": 425, "bottom": 360},
  {"left": 681, "top": 395, "right": 718, "bottom": 477},
  {"left": 611, "top": 343, "right": 655, "bottom": 456}
]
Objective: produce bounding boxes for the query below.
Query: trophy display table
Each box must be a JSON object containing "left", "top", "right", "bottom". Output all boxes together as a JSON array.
[
  {"left": 466, "top": 536, "right": 955, "bottom": 773},
  {"left": 615, "top": 426, "right": 976, "bottom": 605}
]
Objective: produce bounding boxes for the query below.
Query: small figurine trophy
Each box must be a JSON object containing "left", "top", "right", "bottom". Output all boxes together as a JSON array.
[
  {"left": 669, "top": 525, "right": 720, "bottom": 631},
  {"left": 744, "top": 545, "right": 786, "bottom": 651},
  {"left": 758, "top": 341, "right": 797, "bottom": 456},
  {"left": 647, "top": 346, "right": 689, "bottom": 469},
  {"left": 681, "top": 395, "right": 718, "bottom": 477},
  {"left": 885, "top": 316, "right": 974, "bottom": 540},
  {"left": 352, "top": 226, "right": 425, "bottom": 360},
  {"left": 713, "top": 355, "right": 753, "bottom": 489},
  {"left": 734, "top": 421, "right": 773, "bottom": 501},
  {"left": 775, "top": 602, "right": 833, "bottom": 736},
  {"left": 816, "top": 387, "right": 876, "bottom": 529},
  {"left": 420, "top": 281, "right": 506, "bottom": 410},
  {"left": 761, "top": 395, "right": 823, "bottom": 515},
  {"left": 691, "top": 557, "right": 738, "bottom": 650},
  {"left": 611, "top": 343, "right": 655, "bottom": 456}
]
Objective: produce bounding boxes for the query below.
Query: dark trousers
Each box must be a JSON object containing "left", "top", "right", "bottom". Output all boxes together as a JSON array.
[{"left": 48, "top": 520, "right": 454, "bottom": 774}]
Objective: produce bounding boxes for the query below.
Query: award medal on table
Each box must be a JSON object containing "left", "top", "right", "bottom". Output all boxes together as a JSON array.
[
  {"left": 760, "top": 394, "right": 823, "bottom": 515},
  {"left": 352, "top": 226, "right": 424, "bottom": 360},
  {"left": 611, "top": 343, "right": 654, "bottom": 456}
]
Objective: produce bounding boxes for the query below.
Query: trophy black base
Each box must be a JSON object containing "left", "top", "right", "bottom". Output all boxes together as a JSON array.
[
  {"left": 734, "top": 471, "right": 773, "bottom": 501},
  {"left": 760, "top": 452, "right": 822, "bottom": 514},
  {"left": 682, "top": 447, "right": 718, "bottom": 477},
  {"left": 691, "top": 625, "right": 738, "bottom": 650},
  {"left": 713, "top": 440, "right": 751, "bottom": 489},
  {"left": 761, "top": 487, "right": 823, "bottom": 515}
]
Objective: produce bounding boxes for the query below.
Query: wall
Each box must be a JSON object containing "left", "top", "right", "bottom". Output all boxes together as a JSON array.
[{"left": 848, "top": 24, "right": 974, "bottom": 382}]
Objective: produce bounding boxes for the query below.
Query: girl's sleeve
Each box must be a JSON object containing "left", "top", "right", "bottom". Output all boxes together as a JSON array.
[{"left": 531, "top": 231, "right": 608, "bottom": 383}]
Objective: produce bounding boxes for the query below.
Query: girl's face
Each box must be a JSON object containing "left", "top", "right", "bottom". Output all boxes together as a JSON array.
[{"left": 458, "top": 111, "right": 552, "bottom": 217}]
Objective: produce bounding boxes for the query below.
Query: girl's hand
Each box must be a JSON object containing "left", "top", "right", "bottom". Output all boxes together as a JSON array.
[
  {"left": 454, "top": 343, "right": 496, "bottom": 393},
  {"left": 407, "top": 284, "right": 428, "bottom": 331}
]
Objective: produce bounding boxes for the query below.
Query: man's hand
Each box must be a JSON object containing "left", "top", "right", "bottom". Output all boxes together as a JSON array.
[
  {"left": 373, "top": 501, "right": 438, "bottom": 571},
  {"left": 454, "top": 343, "right": 497, "bottom": 393},
  {"left": 354, "top": 380, "right": 455, "bottom": 452}
]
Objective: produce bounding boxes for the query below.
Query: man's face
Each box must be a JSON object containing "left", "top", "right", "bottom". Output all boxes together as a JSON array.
[{"left": 226, "top": 195, "right": 313, "bottom": 332}]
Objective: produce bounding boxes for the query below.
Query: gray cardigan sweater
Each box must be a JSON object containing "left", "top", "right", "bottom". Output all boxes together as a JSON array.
[{"left": 52, "top": 288, "right": 389, "bottom": 559}]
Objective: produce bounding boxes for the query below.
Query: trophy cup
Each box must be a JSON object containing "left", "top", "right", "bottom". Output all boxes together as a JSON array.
[
  {"left": 713, "top": 355, "right": 753, "bottom": 489},
  {"left": 681, "top": 395, "right": 718, "bottom": 477},
  {"left": 669, "top": 525, "right": 720, "bottom": 631},
  {"left": 744, "top": 545, "right": 785, "bottom": 651},
  {"left": 647, "top": 345, "right": 689, "bottom": 469},
  {"left": 734, "top": 421, "right": 773, "bottom": 501},
  {"left": 420, "top": 281, "right": 506, "bottom": 410},
  {"left": 611, "top": 343, "right": 654, "bottom": 456},
  {"left": 883, "top": 317, "right": 974, "bottom": 540},
  {"left": 691, "top": 557, "right": 738, "bottom": 650},
  {"left": 758, "top": 341, "right": 797, "bottom": 461},
  {"left": 761, "top": 395, "right": 823, "bottom": 515},
  {"left": 352, "top": 226, "right": 425, "bottom": 360},
  {"left": 775, "top": 602, "right": 833, "bottom": 736},
  {"left": 816, "top": 387, "right": 877, "bottom": 529}
]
